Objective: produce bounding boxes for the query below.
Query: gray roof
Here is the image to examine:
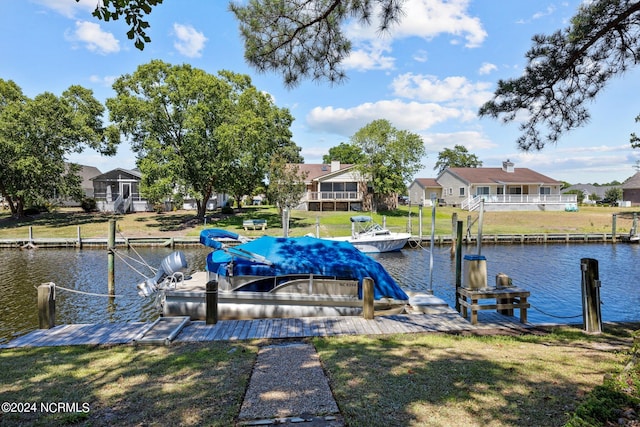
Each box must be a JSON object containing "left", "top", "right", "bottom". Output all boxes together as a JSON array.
[{"left": 622, "top": 172, "right": 640, "bottom": 189}]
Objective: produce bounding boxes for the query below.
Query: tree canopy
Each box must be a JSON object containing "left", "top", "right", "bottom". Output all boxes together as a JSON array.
[
  {"left": 322, "top": 142, "right": 366, "bottom": 164},
  {"left": 350, "top": 119, "right": 425, "bottom": 210},
  {"left": 79, "top": 0, "right": 404, "bottom": 87},
  {"left": 0, "top": 79, "right": 118, "bottom": 217},
  {"left": 106, "top": 60, "right": 297, "bottom": 217},
  {"left": 479, "top": 0, "right": 640, "bottom": 151},
  {"left": 434, "top": 145, "right": 482, "bottom": 175}
]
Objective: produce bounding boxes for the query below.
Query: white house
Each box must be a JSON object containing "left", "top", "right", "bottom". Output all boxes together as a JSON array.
[
  {"left": 410, "top": 160, "right": 577, "bottom": 211},
  {"left": 295, "top": 161, "right": 368, "bottom": 211}
]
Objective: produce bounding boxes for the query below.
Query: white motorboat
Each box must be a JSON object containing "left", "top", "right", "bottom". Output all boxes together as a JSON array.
[{"left": 327, "top": 216, "right": 411, "bottom": 253}]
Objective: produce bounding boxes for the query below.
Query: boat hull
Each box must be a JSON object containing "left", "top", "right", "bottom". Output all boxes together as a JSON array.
[
  {"left": 161, "top": 272, "right": 407, "bottom": 320},
  {"left": 327, "top": 233, "right": 411, "bottom": 253}
]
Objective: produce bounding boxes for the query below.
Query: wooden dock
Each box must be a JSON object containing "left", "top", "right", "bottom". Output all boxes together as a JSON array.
[
  {"left": 1, "top": 232, "right": 628, "bottom": 249},
  {"left": 0, "top": 311, "right": 535, "bottom": 349}
]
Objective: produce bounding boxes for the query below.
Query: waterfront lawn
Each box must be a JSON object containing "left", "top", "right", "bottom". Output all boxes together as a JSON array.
[
  {"left": 313, "top": 325, "right": 639, "bottom": 427},
  {"left": 1, "top": 326, "right": 636, "bottom": 427},
  {"left": 0, "top": 342, "right": 258, "bottom": 427},
  {"left": 0, "top": 205, "right": 637, "bottom": 239}
]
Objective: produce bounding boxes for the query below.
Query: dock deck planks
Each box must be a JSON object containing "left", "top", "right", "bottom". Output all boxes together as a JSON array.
[{"left": 1, "top": 311, "right": 534, "bottom": 349}]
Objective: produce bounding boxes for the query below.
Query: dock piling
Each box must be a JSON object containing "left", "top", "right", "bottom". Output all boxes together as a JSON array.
[
  {"left": 108, "top": 219, "right": 116, "bottom": 296},
  {"left": 37, "top": 283, "right": 55, "bottom": 329},
  {"left": 363, "top": 277, "right": 374, "bottom": 319},
  {"left": 581, "top": 258, "right": 602, "bottom": 334},
  {"left": 206, "top": 279, "right": 218, "bottom": 324}
]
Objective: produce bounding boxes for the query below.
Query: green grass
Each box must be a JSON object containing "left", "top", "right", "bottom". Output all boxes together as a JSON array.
[
  {"left": 313, "top": 325, "right": 639, "bottom": 427},
  {"left": 1, "top": 204, "right": 637, "bottom": 240},
  {"left": 0, "top": 342, "right": 258, "bottom": 426},
  {"left": 0, "top": 326, "right": 636, "bottom": 426}
]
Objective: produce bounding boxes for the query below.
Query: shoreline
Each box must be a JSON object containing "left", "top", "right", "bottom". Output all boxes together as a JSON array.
[{"left": 0, "top": 231, "right": 636, "bottom": 249}]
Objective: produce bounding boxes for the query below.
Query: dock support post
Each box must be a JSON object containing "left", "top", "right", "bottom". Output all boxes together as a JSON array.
[
  {"left": 206, "top": 280, "right": 218, "bottom": 324},
  {"left": 612, "top": 214, "right": 617, "bottom": 243},
  {"left": 363, "top": 277, "right": 374, "bottom": 319},
  {"left": 450, "top": 213, "right": 458, "bottom": 258},
  {"left": 108, "top": 219, "right": 116, "bottom": 296},
  {"left": 38, "top": 283, "right": 55, "bottom": 329},
  {"left": 455, "top": 221, "right": 463, "bottom": 313},
  {"left": 316, "top": 216, "right": 320, "bottom": 238},
  {"left": 581, "top": 258, "right": 602, "bottom": 334},
  {"left": 77, "top": 226, "right": 82, "bottom": 249}
]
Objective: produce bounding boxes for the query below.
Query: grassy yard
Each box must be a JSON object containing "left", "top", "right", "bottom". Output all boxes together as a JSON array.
[
  {"left": 0, "top": 325, "right": 638, "bottom": 426},
  {"left": 0, "top": 205, "right": 638, "bottom": 240}
]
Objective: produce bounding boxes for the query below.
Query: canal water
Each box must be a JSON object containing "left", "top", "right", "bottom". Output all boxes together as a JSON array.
[{"left": 1, "top": 242, "right": 639, "bottom": 344}]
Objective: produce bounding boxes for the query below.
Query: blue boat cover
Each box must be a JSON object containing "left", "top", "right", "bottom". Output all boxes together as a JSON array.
[
  {"left": 200, "top": 229, "right": 241, "bottom": 249},
  {"left": 203, "top": 232, "right": 408, "bottom": 301}
]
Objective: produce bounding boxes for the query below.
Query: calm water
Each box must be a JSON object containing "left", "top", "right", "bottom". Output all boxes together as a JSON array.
[{"left": 1, "top": 243, "right": 639, "bottom": 344}]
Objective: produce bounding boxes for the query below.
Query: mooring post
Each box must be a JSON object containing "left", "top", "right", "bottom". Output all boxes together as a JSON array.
[
  {"left": 108, "top": 219, "right": 116, "bottom": 296},
  {"left": 206, "top": 279, "right": 218, "bottom": 324},
  {"left": 611, "top": 214, "right": 617, "bottom": 243},
  {"left": 633, "top": 213, "right": 638, "bottom": 235},
  {"left": 450, "top": 212, "right": 458, "bottom": 258},
  {"left": 316, "top": 216, "right": 320, "bottom": 238},
  {"left": 581, "top": 258, "right": 602, "bottom": 333},
  {"left": 455, "top": 221, "right": 463, "bottom": 312},
  {"left": 37, "top": 283, "right": 55, "bottom": 329},
  {"left": 363, "top": 277, "right": 374, "bottom": 319},
  {"left": 77, "top": 225, "right": 83, "bottom": 249}
]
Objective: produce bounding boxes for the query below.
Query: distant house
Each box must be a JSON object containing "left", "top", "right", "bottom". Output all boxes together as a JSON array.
[
  {"left": 622, "top": 172, "right": 640, "bottom": 206},
  {"left": 91, "top": 167, "right": 229, "bottom": 213},
  {"left": 409, "top": 160, "right": 577, "bottom": 211},
  {"left": 562, "top": 184, "right": 619, "bottom": 204},
  {"left": 53, "top": 164, "right": 102, "bottom": 207},
  {"left": 91, "top": 168, "right": 150, "bottom": 213},
  {"left": 295, "top": 161, "right": 368, "bottom": 211},
  {"left": 408, "top": 178, "right": 442, "bottom": 206}
]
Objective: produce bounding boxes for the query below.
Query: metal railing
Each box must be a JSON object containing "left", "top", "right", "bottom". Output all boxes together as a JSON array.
[
  {"left": 305, "top": 191, "right": 362, "bottom": 201},
  {"left": 462, "top": 194, "right": 578, "bottom": 210}
]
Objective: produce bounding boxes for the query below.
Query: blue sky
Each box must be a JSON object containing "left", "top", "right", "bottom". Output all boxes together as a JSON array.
[{"left": 2, "top": 0, "right": 640, "bottom": 185}]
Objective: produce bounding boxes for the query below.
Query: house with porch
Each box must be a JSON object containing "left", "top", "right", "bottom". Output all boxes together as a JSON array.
[
  {"left": 410, "top": 160, "right": 577, "bottom": 211},
  {"left": 91, "top": 168, "right": 150, "bottom": 213},
  {"left": 91, "top": 167, "right": 229, "bottom": 213},
  {"left": 295, "top": 161, "right": 368, "bottom": 211}
]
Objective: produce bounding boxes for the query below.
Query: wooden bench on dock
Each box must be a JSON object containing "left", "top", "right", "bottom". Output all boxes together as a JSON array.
[
  {"left": 243, "top": 219, "right": 267, "bottom": 231},
  {"left": 458, "top": 286, "right": 530, "bottom": 325}
]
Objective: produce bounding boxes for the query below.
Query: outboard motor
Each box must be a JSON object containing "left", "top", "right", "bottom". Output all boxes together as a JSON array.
[{"left": 137, "top": 251, "right": 188, "bottom": 297}]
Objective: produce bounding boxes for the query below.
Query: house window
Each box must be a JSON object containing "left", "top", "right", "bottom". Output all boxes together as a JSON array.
[
  {"left": 448, "top": 188, "right": 453, "bottom": 195},
  {"left": 508, "top": 187, "right": 522, "bottom": 195},
  {"left": 539, "top": 187, "right": 551, "bottom": 195},
  {"left": 459, "top": 187, "right": 465, "bottom": 196},
  {"left": 476, "top": 186, "right": 490, "bottom": 195}
]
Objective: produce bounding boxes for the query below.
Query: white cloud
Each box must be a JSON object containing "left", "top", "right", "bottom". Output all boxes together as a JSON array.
[
  {"left": 345, "top": 0, "right": 487, "bottom": 48},
  {"left": 421, "top": 131, "right": 497, "bottom": 152},
  {"left": 306, "top": 99, "right": 463, "bottom": 136},
  {"left": 343, "top": 41, "right": 395, "bottom": 71},
  {"left": 478, "top": 62, "right": 497, "bottom": 75},
  {"left": 412, "top": 49, "right": 429, "bottom": 63},
  {"left": 33, "top": 0, "right": 95, "bottom": 18},
  {"left": 173, "top": 23, "right": 207, "bottom": 58},
  {"left": 65, "top": 21, "right": 120, "bottom": 54},
  {"left": 89, "top": 75, "right": 117, "bottom": 87},
  {"left": 390, "top": 73, "right": 493, "bottom": 108}
]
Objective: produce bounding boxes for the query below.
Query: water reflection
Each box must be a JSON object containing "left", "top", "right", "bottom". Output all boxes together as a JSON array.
[{"left": 1, "top": 243, "right": 639, "bottom": 344}]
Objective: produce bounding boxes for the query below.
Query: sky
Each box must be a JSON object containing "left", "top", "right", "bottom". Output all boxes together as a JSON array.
[{"left": 2, "top": 0, "right": 640, "bottom": 185}]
